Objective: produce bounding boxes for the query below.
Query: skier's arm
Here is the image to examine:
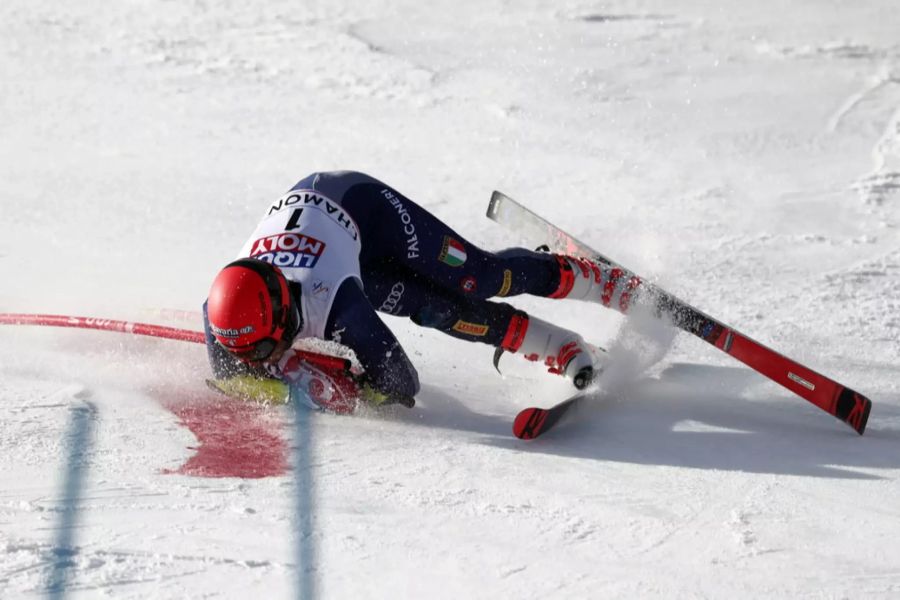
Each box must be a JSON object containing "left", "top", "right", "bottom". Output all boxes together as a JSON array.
[{"left": 325, "top": 278, "right": 420, "bottom": 401}]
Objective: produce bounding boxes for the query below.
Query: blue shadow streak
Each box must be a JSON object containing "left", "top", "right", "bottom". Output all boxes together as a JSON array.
[
  {"left": 291, "top": 393, "right": 317, "bottom": 600},
  {"left": 47, "top": 400, "right": 96, "bottom": 600}
]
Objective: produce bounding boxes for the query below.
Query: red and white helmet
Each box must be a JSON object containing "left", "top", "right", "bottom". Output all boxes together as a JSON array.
[{"left": 207, "top": 258, "right": 300, "bottom": 362}]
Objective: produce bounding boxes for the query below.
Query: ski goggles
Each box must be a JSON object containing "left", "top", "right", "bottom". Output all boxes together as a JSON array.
[
  {"left": 230, "top": 337, "right": 282, "bottom": 363},
  {"left": 230, "top": 302, "right": 301, "bottom": 364}
]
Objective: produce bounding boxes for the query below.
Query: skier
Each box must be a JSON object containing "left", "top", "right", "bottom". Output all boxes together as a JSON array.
[{"left": 205, "top": 171, "right": 626, "bottom": 411}]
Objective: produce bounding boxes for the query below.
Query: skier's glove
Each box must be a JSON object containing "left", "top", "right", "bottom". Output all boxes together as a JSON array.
[
  {"left": 206, "top": 376, "right": 289, "bottom": 404},
  {"left": 206, "top": 375, "right": 414, "bottom": 409},
  {"left": 358, "top": 382, "right": 416, "bottom": 408}
]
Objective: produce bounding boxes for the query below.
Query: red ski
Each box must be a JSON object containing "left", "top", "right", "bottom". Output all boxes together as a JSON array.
[
  {"left": 488, "top": 192, "right": 872, "bottom": 435},
  {"left": 513, "top": 395, "right": 582, "bottom": 440}
]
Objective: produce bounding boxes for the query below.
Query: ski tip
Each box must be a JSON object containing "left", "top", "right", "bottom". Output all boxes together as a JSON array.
[
  {"left": 836, "top": 387, "right": 872, "bottom": 436},
  {"left": 513, "top": 407, "right": 546, "bottom": 440},
  {"left": 852, "top": 395, "right": 872, "bottom": 436}
]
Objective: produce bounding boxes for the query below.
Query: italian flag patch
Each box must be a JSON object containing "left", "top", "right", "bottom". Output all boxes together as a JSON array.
[{"left": 439, "top": 237, "right": 467, "bottom": 267}]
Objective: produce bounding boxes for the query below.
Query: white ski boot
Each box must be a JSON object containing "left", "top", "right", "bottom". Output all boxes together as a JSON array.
[
  {"left": 497, "top": 313, "right": 605, "bottom": 390},
  {"left": 549, "top": 254, "right": 643, "bottom": 315}
]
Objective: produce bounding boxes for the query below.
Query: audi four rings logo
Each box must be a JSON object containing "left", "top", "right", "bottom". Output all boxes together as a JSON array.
[{"left": 379, "top": 282, "right": 405, "bottom": 314}]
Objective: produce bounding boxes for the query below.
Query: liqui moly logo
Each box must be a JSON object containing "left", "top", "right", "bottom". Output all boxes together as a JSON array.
[{"left": 249, "top": 233, "right": 326, "bottom": 269}]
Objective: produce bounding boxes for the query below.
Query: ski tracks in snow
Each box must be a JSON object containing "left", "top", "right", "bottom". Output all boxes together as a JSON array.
[
  {"left": 625, "top": 476, "right": 777, "bottom": 567},
  {"left": 828, "top": 61, "right": 900, "bottom": 206}
]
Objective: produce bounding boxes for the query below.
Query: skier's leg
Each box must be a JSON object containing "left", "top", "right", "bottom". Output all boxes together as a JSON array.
[
  {"left": 294, "top": 171, "right": 627, "bottom": 309},
  {"left": 361, "top": 262, "right": 519, "bottom": 340},
  {"left": 333, "top": 176, "right": 562, "bottom": 300},
  {"left": 304, "top": 170, "right": 634, "bottom": 317},
  {"left": 363, "top": 264, "right": 603, "bottom": 389}
]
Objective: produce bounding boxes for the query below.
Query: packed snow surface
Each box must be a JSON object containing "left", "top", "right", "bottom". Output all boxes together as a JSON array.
[{"left": 2, "top": 1, "right": 900, "bottom": 598}]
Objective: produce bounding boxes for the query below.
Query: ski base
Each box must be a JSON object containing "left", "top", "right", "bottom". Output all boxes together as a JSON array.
[{"left": 513, "top": 395, "right": 582, "bottom": 440}]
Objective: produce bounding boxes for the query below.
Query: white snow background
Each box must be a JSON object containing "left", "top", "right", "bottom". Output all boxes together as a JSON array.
[{"left": 2, "top": 1, "right": 900, "bottom": 598}]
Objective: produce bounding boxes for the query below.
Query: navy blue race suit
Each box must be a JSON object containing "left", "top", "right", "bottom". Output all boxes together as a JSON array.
[{"left": 205, "top": 171, "right": 562, "bottom": 400}]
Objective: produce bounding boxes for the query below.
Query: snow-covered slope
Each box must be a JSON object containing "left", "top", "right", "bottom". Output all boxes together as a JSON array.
[{"left": 2, "top": 1, "right": 899, "bottom": 598}]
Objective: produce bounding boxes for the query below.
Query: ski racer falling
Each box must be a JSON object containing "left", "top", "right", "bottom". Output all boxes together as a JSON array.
[{"left": 204, "top": 171, "right": 625, "bottom": 412}]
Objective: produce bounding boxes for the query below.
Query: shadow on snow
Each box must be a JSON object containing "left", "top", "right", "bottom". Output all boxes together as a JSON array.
[{"left": 402, "top": 363, "right": 900, "bottom": 481}]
